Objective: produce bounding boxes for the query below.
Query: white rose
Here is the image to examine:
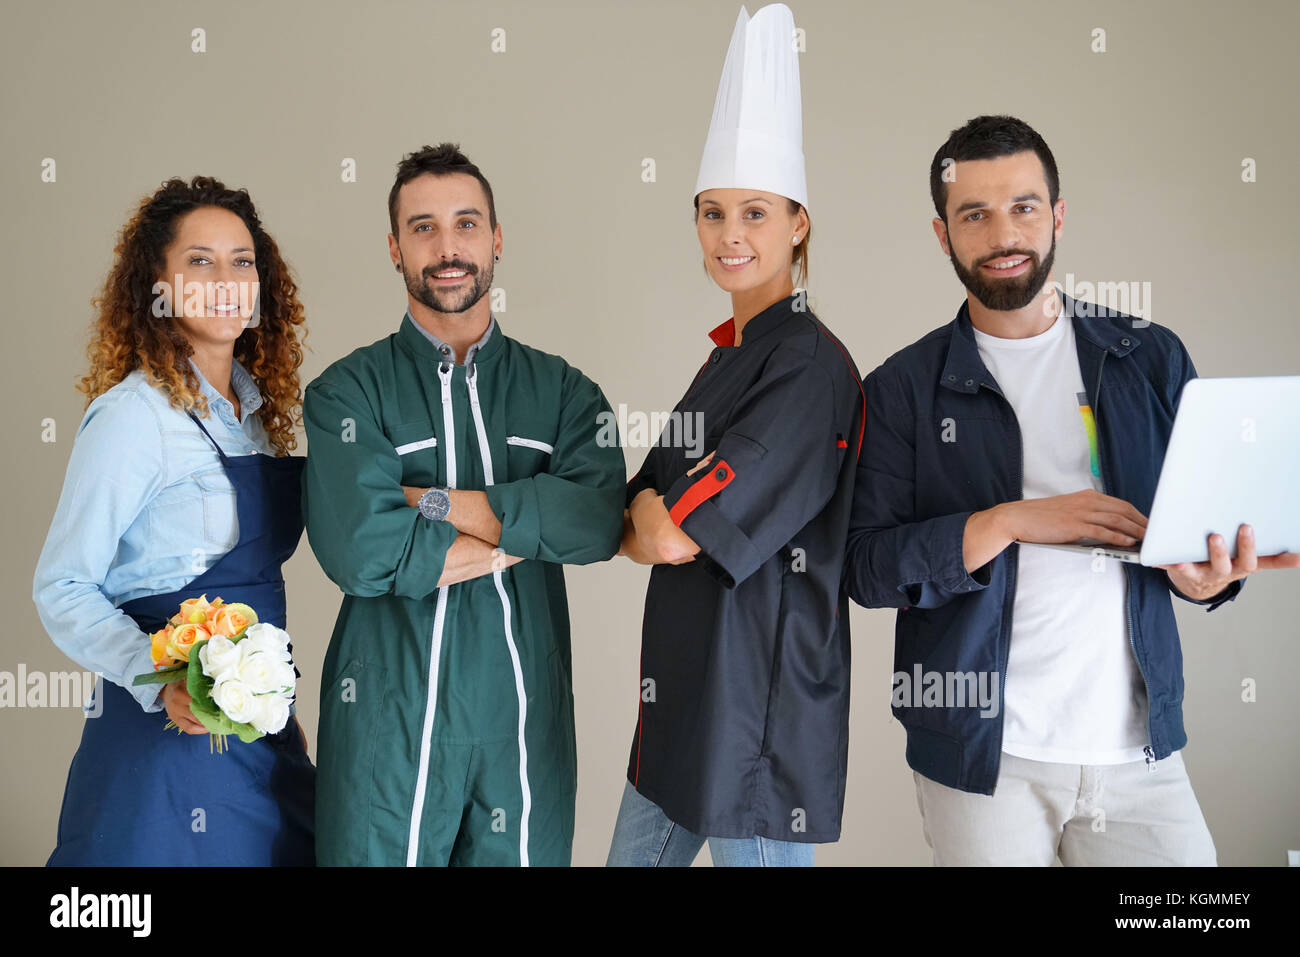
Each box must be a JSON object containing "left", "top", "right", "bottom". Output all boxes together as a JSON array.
[
  {"left": 242, "top": 622, "right": 292, "bottom": 661},
  {"left": 199, "top": 634, "right": 240, "bottom": 680},
  {"left": 211, "top": 678, "right": 257, "bottom": 725},
  {"left": 267, "top": 659, "right": 296, "bottom": 695},
  {"left": 235, "top": 646, "right": 280, "bottom": 693},
  {"left": 251, "top": 692, "right": 291, "bottom": 735}
]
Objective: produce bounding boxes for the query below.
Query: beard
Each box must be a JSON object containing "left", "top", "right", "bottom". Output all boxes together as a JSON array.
[
  {"left": 949, "top": 232, "right": 1055, "bottom": 311},
  {"left": 402, "top": 256, "right": 493, "bottom": 314}
]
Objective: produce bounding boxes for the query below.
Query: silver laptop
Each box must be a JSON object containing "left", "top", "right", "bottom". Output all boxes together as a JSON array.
[{"left": 1021, "top": 376, "right": 1300, "bottom": 566}]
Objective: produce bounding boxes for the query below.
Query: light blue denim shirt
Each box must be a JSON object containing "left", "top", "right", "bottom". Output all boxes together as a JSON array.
[{"left": 32, "top": 358, "right": 271, "bottom": 713}]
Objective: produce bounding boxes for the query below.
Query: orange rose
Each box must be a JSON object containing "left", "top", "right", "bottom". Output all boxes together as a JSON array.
[
  {"left": 179, "top": 594, "right": 212, "bottom": 625},
  {"left": 204, "top": 598, "right": 228, "bottom": 630},
  {"left": 165, "top": 622, "right": 210, "bottom": 662},
  {"left": 150, "top": 626, "right": 174, "bottom": 665},
  {"left": 209, "top": 603, "right": 258, "bottom": 637}
]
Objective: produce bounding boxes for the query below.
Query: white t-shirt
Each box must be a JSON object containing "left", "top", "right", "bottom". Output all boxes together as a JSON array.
[{"left": 972, "top": 312, "right": 1149, "bottom": 765}]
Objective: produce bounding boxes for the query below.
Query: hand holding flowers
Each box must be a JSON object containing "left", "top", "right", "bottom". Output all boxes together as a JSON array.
[{"left": 133, "top": 594, "right": 297, "bottom": 752}]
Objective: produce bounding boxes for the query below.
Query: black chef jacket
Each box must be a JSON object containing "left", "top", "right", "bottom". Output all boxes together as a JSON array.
[{"left": 625, "top": 292, "right": 865, "bottom": 842}]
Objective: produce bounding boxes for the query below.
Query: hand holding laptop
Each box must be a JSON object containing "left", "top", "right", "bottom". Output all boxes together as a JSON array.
[{"left": 1157, "top": 523, "right": 1300, "bottom": 601}]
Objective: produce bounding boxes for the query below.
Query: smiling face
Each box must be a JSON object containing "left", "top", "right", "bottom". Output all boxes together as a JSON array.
[
  {"left": 696, "top": 188, "right": 808, "bottom": 298},
  {"left": 388, "top": 171, "right": 501, "bottom": 316},
  {"left": 934, "top": 150, "right": 1063, "bottom": 312},
  {"left": 160, "top": 205, "right": 260, "bottom": 349}
]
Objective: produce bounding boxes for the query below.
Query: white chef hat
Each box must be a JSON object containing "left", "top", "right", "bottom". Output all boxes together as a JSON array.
[{"left": 694, "top": 3, "right": 807, "bottom": 211}]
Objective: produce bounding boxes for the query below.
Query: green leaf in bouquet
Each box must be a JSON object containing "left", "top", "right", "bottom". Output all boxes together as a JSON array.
[
  {"left": 132, "top": 664, "right": 187, "bottom": 686},
  {"left": 189, "top": 693, "right": 240, "bottom": 737},
  {"left": 186, "top": 641, "right": 236, "bottom": 736},
  {"left": 186, "top": 639, "right": 215, "bottom": 701}
]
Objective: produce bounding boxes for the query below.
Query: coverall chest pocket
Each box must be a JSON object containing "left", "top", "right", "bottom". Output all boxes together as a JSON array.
[
  {"left": 389, "top": 420, "right": 441, "bottom": 486},
  {"left": 502, "top": 433, "right": 554, "bottom": 482}
]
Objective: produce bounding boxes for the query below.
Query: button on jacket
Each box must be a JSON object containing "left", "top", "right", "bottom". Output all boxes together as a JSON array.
[
  {"left": 626, "top": 293, "right": 865, "bottom": 842},
  {"left": 843, "top": 293, "right": 1242, "bottom": 795}
]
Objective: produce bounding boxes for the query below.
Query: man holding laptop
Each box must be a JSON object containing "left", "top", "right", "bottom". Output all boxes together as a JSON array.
[{"left": 844, "top": 114, "right": 1299, "bottom": 865}]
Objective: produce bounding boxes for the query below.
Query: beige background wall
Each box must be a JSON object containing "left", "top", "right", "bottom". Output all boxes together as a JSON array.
[{"left": 2, "top": 0, "right": 1296, "bottom": 865}]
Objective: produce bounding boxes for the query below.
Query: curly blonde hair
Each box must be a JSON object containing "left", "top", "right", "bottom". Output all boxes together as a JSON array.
[{"left": 78, "top": 176, "right": 307, "bottom": 455}]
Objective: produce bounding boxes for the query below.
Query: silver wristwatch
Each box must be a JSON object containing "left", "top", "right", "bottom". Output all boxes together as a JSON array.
[{"left": 417, "top": 486, "right": 452, "bottom": 522}]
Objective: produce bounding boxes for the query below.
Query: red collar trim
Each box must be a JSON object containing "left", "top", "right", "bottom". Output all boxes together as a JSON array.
[{"left": 708, "top": 317, "right": 736, "bottom": 347}]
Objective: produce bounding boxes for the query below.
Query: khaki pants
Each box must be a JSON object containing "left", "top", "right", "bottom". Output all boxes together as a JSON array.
[{"left": 913, "top": 750, "right": 1217, "bottom": 866}]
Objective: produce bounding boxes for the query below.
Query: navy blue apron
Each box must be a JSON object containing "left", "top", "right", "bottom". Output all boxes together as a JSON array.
[{"left": 48, "top": 411, "right": 315, "bottom": 866}]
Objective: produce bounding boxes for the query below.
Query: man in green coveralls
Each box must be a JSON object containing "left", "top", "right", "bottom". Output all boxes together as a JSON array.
[{"left": 303, "top": 144, "right": 625, "bottom": 865}]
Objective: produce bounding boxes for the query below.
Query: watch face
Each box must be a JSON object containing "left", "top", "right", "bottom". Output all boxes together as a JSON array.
[{"left": 419, "top": 487, "right": 450, "bottom": 521}]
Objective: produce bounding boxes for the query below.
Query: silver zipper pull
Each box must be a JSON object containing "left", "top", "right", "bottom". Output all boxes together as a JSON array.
[{"left": 1144, "top": 744, "right": 1156, "bottom": 772}]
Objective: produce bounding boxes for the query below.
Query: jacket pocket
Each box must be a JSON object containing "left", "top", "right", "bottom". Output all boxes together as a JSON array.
[
  {"left": 503, "top": 434, "right": 554, "bottom": 480},
  {"left": 316, "top": 657, "right": 388, "bottom": 865},
  {"left": 547, "top": 644, "right": 573, "bottom": 703},
  {"left": 547, "top": 646, "right": 577, "bottom": 850},
  {"left": 389, "top": 421, "right": 440, "bottom": 486}
]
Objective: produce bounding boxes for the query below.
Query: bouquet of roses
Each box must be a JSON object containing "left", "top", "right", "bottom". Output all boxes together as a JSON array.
[{"left": 132, "top": 594, "right": 295, "bottom": 752}]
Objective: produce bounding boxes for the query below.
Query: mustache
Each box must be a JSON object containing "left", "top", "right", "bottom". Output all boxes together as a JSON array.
[{"left": 422, "top": 260, "right": 478, "bottom": 279}]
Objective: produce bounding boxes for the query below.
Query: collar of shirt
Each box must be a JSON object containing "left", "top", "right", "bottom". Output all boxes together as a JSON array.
[
  {"left": 707, "top": 293, "right": 799, "bottom": 348},
  {"left": 188, "top": 356, "right": 263, "bottom": 424},
  {"left": 403, "top": 310, "right": 498, "bottom": 370},
  {"left": 941, "top": 290, "right": 1141, "bottom": 395}
]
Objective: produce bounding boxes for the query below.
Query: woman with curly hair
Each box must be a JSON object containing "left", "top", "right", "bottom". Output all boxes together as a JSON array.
[{"left": 33, "top": 176, "right": 316, "bottom": 865}]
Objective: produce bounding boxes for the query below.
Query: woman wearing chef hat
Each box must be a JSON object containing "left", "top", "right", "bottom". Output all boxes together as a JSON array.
[{"left": 611, "top": 3, "right": 865, "bottom": 866}]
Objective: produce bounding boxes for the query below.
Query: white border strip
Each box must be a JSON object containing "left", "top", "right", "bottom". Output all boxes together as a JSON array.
[
  {"left": 405, "top": 365, "right": 458, "bottom": 866},
  {"left": 506, "top": 435, "right": 553, "bottom": 455},
  {"left": 468, "top": 370, "right": 533, "bottom": 866},
  {"left": 395, "top": 436, "right": 438, "bottom": 456}
]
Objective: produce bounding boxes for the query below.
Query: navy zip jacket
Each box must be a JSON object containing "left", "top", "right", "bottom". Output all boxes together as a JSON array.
[{"left": 844, "top": 293, "right": 1242, "bottom": 795}]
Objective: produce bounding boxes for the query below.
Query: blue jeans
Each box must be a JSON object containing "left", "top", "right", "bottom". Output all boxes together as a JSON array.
[{"left": 606, "top": 780, "right": 815, "bottom": 867}]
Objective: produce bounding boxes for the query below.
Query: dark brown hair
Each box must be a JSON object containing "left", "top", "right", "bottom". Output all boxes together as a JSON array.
[{"left": 388, "top": 143, "right": 498, "bottom": 237}]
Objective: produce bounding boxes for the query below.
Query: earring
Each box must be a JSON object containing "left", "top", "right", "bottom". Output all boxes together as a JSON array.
[
  {"left": 792, "top": 235, "right": 799, "bottom": 245},
  {"left": 495, "top": 255, "right": 500, "bottom": 262}
]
